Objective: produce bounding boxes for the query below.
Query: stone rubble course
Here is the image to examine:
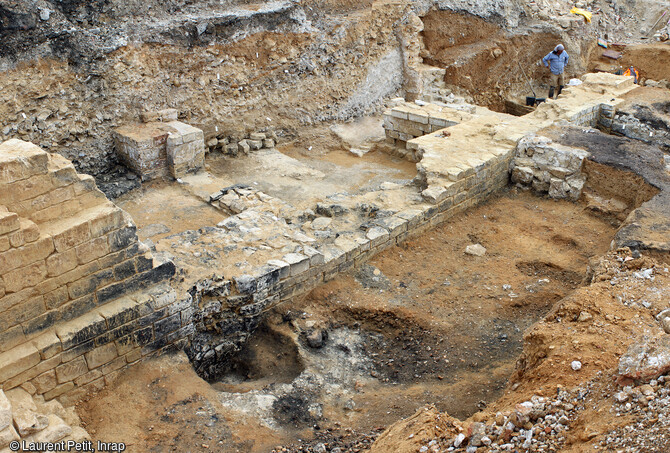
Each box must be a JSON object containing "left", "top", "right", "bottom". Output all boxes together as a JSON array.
[{"left": 512, "top": 135, "right": 589, "bottom": 200}]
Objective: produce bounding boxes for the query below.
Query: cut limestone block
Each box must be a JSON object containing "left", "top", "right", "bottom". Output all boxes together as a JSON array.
[
  {"left": 164, "top": 121, "right": 205, "bottom": 178},
  {"left": 0, "top": 391, "right": 11, "bottom": 431},
  {"left": 0, "top": 343, "right": 40, "bottom": 383},
  {"left": 112, "top": 123, "right": 171, "bottom": 181}
]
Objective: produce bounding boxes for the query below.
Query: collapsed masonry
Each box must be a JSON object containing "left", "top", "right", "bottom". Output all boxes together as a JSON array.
[
  {"left": 2, "top": 73, "right": 668, "bottom": 407},
  {"left": 0, "top": 387, "right": 90, "bottom": 449}
]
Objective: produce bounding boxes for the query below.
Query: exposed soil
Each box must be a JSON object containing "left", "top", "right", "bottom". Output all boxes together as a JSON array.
[
  {"left": 588, "top": 42, "right": 670, "bottom": 82},
  {"left": 420, "top": 10, "right": 566, "bottom": 111},
  {"left": 367, "top": 249, "right": 670, "bottom": 453},
  {"left": 199, "top": 122, "right": 416, "bottom": 211},
  {"left": 77, "top": 189, "right": 617, "bottom": 452},
  {"left": 116, "top": 179, "right": 227, "bottom": 241}
]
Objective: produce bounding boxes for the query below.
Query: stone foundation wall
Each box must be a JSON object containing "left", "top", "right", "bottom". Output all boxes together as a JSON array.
[
  {"left": 0, "top": 140, "right": 187, "bottom": 404},
  {"left": 187, "top": 74, "right": 641, "bottom": 380},
  {"left": 185, "top": 150, "right": 512, "bottom": 380},
  {"left": 511, "top": 135, "right": 589, "bottom": 200},
  {"left": 0, "top": 281, "right": 191, "bottom": 406},
  {"left": 382, "top": 101, "right": 471, "bottom": 160}
]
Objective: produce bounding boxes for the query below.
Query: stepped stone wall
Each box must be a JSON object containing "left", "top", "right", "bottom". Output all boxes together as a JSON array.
[{"left": 0, "top": 140, "right": 189, "bottom": 404}]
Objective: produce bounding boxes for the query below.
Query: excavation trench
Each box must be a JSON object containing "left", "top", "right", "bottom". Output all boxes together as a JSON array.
[{"left": 209, "top": 189, "right": 619, "bottom": 440}]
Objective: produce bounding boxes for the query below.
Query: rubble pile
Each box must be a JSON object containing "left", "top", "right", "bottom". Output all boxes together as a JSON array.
[
  {"left": 0, "top": 388, "right": 89, "bottom": 450},
  {"left": 605, "top": 376, "right": 670, "bottom": 452}
]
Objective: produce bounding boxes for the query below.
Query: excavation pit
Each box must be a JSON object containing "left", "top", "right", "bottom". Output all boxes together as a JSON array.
[
  {"left": 213, "top": 322, "right": 305, "bottom": 393},
  {"left": 187, "top": 189, "right": 620, "bottom": 445}
]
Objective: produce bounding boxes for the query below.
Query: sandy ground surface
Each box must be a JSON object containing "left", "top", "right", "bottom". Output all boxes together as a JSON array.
[
  {"left": 77, "top": 189, "right": 617, "bottom": 452},
  {"left": 116, "top": 119, "right": 415, "bottom": 240}
]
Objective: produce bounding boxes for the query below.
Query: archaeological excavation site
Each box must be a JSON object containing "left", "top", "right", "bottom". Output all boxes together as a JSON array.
[{"left": 2, "top": 0, "right": 670, "bottom": 451}]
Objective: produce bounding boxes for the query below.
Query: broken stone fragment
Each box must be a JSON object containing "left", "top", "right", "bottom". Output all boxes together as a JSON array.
[
  {"left": 617, "top": 335, "right": 670, "bottom": 385},
  {"left": 31, "top": 414, "right": 72, "bottom": 443},
  {"left": 310, "top": 217, "right": 332, "bottom": 230},
  {"left": 225, "top": 143, "right": 238, "bottom": 155},
  {"left": 306, "top": 329, "right": 326, "bottom": 348},
  {"left": 511, "top": 166, "right": 534, "bottom": 185},
  {"left": 656, "top": 309, "right": 670, "bottom": 334},
  {"left": 5, "top": 388, "right": 48, "bottom": 437},
  {"left": 464, "top": 244, "right": 486, "bottom": 256},
  {"left": 577, "top": 311, "right": 593, "bottom": 322},
  {"left": 238, "top": 140, "right": 250, "bottom": 154},
  {"left": 316, "top": 203, "right": 349, "bottom": 217},
  {"left": 248, "top": 139, "right": 263, "bottom": 150},
  {"left": 468, "top": 422, "right": 486, "bottom": 447}
]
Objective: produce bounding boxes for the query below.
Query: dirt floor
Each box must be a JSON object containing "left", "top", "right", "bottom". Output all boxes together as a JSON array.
[
  {"left": 368, "top": 247, "right": 670, "bottom": 453},
  {"left": 112, "top": 117, "right": 414, "bottom": 246},
  {"left": 116, "top": 180, "right": 227, "bottom": 242},
  {"left": 77, "top": 189, "right": 618, "bottom": 452}
]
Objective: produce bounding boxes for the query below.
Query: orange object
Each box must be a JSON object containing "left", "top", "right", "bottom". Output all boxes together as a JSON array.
[{"left": 623, "top": 66, "right": 639, "bottom": 84}]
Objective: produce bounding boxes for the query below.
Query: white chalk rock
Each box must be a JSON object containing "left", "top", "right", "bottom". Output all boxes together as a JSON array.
[{"left": 465, "top": 244, "right": 487, "bottom": 257}]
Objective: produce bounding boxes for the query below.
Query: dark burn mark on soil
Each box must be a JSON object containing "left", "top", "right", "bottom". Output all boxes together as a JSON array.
[
  {"left": 272, "top": 393, "right": 318, "bottom": 429},
  {"left": 516, "top": 260, "right": 583, "bottom": 286}
]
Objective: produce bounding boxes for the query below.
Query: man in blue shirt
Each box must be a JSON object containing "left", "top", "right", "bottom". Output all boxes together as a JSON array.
[{"left": 542, "top": 44, "right": 569, "bottom": 99}]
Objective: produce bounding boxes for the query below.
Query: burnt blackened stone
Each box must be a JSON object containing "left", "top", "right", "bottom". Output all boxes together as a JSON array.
[
  {"left": 254, "top": 265, "right": 281, "bottom": 293},
  {"left": 316, "top": 202, "right": 349, "bottom": 217},
  {"left": 185, "top": 313, "right": 263, "bottom": 381},
  {"left": 133, "top": 326, "right": 154, "bottom": 346},
  {"left": 109, "top": 226, "right": 138, "bottom": 252},
  {"left": 155, "top": 313, "right": 181, "bottom": 338},
  {"left": 113, "top": 259, "right": 137, "bottom": 281},
  {"left": 234, "top": 274, "right": 257, "bottom": 294}
]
